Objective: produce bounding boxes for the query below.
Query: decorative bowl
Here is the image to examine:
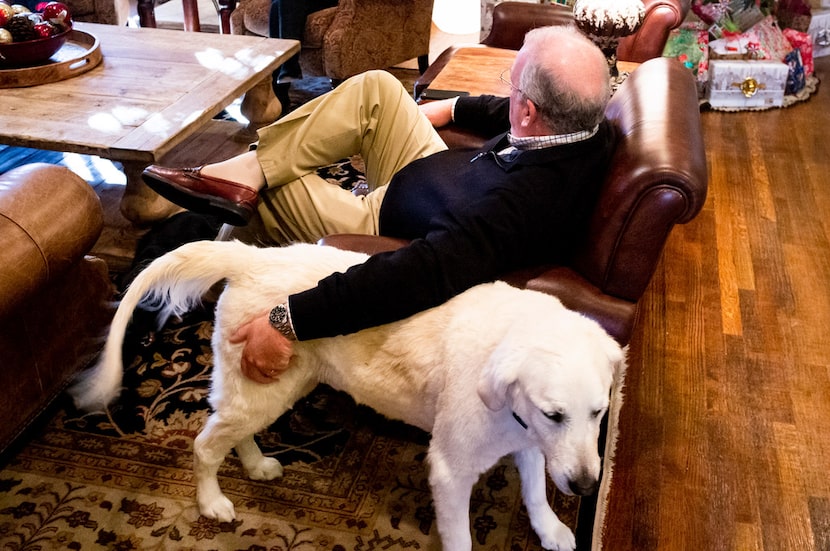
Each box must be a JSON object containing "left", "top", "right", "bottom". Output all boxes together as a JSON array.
[{"left": 0, "top": 27, "right": 71, "bottom": 68}]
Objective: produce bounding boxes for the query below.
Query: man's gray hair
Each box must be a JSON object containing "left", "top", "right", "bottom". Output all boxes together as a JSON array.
[{"left": 519, "top": 25, "right": 611, "bottom": 134}]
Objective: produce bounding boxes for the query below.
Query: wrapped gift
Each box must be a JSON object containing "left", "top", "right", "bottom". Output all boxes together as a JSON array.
[
  {"left": 748, "top": 16, "right": 798, "bottom": 61},
  {"left": 783, "top": 28, "right": 815, "bottom": 74},
  {"left": 710, "top": 34, "right": 758, "bottom": 58},
  {"left": 663, "top": 25, "right": 710, "bottom": 96},
  {"left": 785, "top": 49, "right": 806, "bottom": 93},
  {"left": 707, "top": 59, "right": 789, "bottom": 108},
  {"left": 808, "top": 9, "right": 830, "bottom": 57}
]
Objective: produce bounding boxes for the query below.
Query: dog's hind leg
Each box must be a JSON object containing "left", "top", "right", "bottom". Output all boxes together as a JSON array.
[
  {"left": 192, "top": 414, "right": 251, "bottom": 522},
  {"left": 514, "top": 447, "right": 576, "bottom": 551},
  {"left": 235, "top": 434, "right": 283, "bottom": 480}
]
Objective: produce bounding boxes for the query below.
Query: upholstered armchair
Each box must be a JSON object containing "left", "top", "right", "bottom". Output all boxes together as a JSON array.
[
  {"left": 66, "top": 0, "right": 130, "bottom": 25},
  {"left": 322, "top": 57, "right": 708, "bottom": 346},
  {"left": 229, "top": 0, "right": 434, "bottom": 82},
  {"left": 414, "top": 0, "right": 691, "bottom": 98}
]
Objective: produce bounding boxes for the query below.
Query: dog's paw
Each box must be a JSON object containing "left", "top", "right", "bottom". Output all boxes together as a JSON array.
[
  {"left": 199, "top": 494, "right": 237, "bottom": 523},
  {"left": 247, "top": 457, "right": 284, "bottom": 481},
  {"left": 537, "top": 518, "right": 576, "bottom": 551}
]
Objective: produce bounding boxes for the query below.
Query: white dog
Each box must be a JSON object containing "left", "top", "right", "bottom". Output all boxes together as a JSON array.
[{"left": 70, "top": 241, "right": 623, "bottom": 551}]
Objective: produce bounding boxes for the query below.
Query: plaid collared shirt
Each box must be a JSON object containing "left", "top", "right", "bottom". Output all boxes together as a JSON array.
[
  {"left": 495, "top": 127, "right": 600, "bottom": 160},
  {"left": 507, "top": 126, "right": 600, "bottom": 149}
]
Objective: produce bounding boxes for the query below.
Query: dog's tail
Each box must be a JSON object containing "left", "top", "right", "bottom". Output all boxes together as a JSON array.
[{"left": 69, "top": 240, "right": 249, "bottom": 412}]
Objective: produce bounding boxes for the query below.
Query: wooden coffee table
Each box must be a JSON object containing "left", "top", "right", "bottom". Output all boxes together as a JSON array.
[{"left": 0, "top": 22, "right": 299, "bottom": 224}]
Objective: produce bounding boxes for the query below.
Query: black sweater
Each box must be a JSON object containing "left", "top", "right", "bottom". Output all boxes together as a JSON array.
[{"left": 289, "top": 95, "right": 616, "bottom": 340}]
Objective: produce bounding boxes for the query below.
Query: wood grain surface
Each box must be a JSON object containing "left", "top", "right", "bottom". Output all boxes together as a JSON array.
[
  {"left": 598, "top": 56, "right": 830, "bottom": 551},
  {"left": 0, "top": 23, "right": 298, "bottom": 163}
]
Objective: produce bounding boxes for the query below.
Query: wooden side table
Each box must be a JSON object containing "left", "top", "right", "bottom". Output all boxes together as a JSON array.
[
  {"left": 422, "top": 46, "right": 640, "bottom": 99},
  {"left": 420, "top": 46, "right": 640, "bottom": 150},
  {"left": 425, "top": 47, "right": 515, "bottom": 98}
]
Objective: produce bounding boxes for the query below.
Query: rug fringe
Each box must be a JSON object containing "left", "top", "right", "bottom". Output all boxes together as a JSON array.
[{"left": 591, "top": 349, "right": 629, "bottom": 550}]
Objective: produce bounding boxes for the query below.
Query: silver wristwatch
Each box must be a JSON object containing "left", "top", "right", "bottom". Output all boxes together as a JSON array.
[{"left": 268, "top": 303, "right": 296, "bottom": 340}]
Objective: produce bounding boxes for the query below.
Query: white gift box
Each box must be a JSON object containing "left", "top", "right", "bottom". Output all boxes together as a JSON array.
[
  {"left": 707, "top": 60, "right": 788, "bottom": 109},
  {"left": 809, "top": 9, "right": 830, "bottom": 58}
]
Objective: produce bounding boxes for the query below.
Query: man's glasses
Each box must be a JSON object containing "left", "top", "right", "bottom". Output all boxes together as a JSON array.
[{"left": 499, "top": 68, "right": 536, "bottom": 104}]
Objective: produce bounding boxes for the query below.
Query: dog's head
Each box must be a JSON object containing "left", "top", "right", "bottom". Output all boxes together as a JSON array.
[{"left": 476, "top": 305, "right": 624, "bottom": 497}]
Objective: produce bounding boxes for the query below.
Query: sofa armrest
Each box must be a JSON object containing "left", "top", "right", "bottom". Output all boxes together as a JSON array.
[
  {"left": 318, "top": 233, "right": 409, "bottom": 255},
  {"left": 617, "top": 0, "right": 691, "bottom": 62},
  {"left": 0, "top": 164, "right": 104, "bottom": 318},
  {"left": 574, "top": 57, "right": 707, "bottom": 301}
]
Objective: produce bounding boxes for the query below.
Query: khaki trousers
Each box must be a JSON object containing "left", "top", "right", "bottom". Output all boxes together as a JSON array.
[{"left": 251, "top": 70, "right": 447, "bottom": 244}]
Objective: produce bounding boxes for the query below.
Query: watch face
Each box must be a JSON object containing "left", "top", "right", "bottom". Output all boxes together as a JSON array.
[{"left": 270, "top": 305, "right": 287, "bottom": 324}]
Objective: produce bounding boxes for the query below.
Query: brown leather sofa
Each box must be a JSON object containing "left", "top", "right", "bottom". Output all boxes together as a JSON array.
[
  {"left": 0, "top": 164, "right": 114, "bottom": 457},
  {"left": 414, "top": 0, "right": 691, "bottom": 98},
  {"left": 322, "top": 56, "right": 708, "bottom": 346}
]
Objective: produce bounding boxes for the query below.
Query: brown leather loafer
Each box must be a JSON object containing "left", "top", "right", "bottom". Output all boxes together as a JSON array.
[{"left": 141, "top": 165, "right": 260, "bottom": 226}]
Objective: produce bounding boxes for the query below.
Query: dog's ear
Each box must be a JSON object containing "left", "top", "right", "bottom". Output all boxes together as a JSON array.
[
  {"left": 477, "top": 341, "right": 524, "bottom": 411},
  {"left": 598, "top": 331, "right": 625, "bottom": 373},
  {"left": 601, "top": 331, "right": 628, "bottom": 378}
]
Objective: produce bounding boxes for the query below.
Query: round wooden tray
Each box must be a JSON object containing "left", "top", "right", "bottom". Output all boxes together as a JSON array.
[{"left": 0, "top": 29, "right": 101, "bottom": 89}]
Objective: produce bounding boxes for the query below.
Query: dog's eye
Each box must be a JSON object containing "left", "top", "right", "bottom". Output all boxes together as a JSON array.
[
  {"left": 592, "top": 409, "right": 607, "bottom": 419},
  {"left": 544, "top": 411, "right": 565, "bottom": 424}
]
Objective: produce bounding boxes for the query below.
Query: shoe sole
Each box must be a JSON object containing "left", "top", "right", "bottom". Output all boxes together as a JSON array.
[{"left": 142, "top": 172, "right": 254, "bottom": 227}]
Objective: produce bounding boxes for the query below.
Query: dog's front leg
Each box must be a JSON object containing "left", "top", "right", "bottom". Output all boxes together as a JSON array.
[
  {"left": 514, "top": 447, "right": 575, "bottom": 551},
  {"left": 428, "top": 450, "right": 478, "bottom": 551}
]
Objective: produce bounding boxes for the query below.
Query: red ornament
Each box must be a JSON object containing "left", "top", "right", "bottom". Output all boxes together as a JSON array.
[
  {"left": 33, "top": 20, "right": 55, "bottom": 37},
  {"left": 41, "top": 1, "right": 70, "bottom": 27},
  {"left": 0, "top": 2, "right": 13, "bottom": 24}
]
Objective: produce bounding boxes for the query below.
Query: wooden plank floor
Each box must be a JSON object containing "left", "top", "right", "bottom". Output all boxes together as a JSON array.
[{"left": 600, "top": 56, "right": 830, "bottom": 550}]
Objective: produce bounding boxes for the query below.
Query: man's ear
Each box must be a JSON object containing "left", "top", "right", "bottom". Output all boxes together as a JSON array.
[
  {"left": 477, "top": 341, "right": 524, "bottom": 411},
  {"left": 519, "top": 98, "right": 538, "bottom": 130}
]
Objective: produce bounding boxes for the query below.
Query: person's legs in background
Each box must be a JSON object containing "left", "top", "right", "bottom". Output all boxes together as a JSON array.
[
  {"left": 143, "top": 71, "right": 446, "bottom": 245},
  {"left": 269, "top": 0, "right": 338, "bottom": 113},
  {"left": 253, "top": 70, "right": 447, "bottom": 244}
]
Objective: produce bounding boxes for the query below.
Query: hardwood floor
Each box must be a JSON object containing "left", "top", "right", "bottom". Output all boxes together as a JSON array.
[{"left": 600, "top": 57, "right": 830, "bottom": 550}]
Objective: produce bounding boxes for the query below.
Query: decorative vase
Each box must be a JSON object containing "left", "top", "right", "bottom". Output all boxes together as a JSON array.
[{"left": 572, "top": 0, "right": 645, "bottom": 80}]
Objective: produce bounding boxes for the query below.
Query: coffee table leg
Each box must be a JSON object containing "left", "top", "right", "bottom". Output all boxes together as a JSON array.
[
  {"left": 120, "top": 161, "right": 185, "bottom": 225},
  {"left": 236, "top": 77, "right": 282, "bottom": 143}
]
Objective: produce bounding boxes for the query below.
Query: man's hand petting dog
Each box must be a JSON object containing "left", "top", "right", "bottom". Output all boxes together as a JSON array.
[{"left": 230, "top": 314, "right": 293, "bottom": 383}]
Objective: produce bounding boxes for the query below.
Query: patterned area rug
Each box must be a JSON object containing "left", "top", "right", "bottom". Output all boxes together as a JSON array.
[{"left": 0, "top": 306, "right": 581, "bottom": 550}]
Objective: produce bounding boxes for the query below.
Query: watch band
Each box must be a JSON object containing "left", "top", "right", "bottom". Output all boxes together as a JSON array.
[{"left": 268, "top": 303, "right": 297, "bottom": 340}]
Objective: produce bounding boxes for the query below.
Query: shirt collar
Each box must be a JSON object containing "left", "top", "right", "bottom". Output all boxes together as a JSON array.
[{"left": 506, "top": 125, "right": 600, "bottom": 150}]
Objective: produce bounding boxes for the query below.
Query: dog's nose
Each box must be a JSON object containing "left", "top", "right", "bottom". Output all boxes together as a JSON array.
[{"left": 568, "top": 475, "right": 598, "bottom": 496}]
